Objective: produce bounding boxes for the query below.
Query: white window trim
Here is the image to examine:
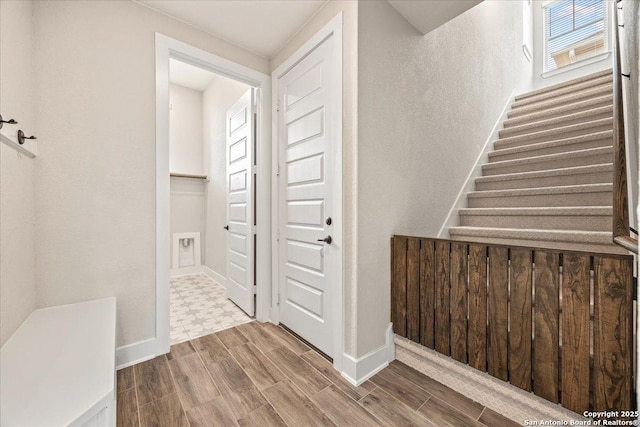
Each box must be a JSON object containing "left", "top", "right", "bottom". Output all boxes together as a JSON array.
[{"left": 541, "top": 0, "right": 611, "bottom": 75}]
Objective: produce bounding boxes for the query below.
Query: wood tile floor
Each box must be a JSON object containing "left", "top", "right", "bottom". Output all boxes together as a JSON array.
[{"left": 117, "top": 322, "right": 520, "bottom": 427}]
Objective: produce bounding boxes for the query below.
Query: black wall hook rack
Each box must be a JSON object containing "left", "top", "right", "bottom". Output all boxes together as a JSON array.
[
  {"left": 17, "top": 129, "right": 36, "bottom": 145},
  {"left": 0, "top": 114, "right": 18, "bottom": 130}
]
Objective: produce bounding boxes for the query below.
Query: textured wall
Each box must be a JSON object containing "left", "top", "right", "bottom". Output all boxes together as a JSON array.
[
  {"left": 31, "top": 0, "right": 268, "bottom": 347},
  {"left": 0, "top": 0, "right": 37, "bottom": 346},
  {"left": 202, "top": 76, "right": 250, "bottom": 277},
  {"left": 169, "top": 84, "right": 204, "bottom": 175},
  {"left": 355, "top": 0, "right": 532, "bottom": 356}
]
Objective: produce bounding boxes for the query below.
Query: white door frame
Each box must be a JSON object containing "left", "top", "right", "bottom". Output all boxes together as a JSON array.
[
  {"left": 271, "top": 13, "right": 343, "bottom": 371},
  {"left": 155, "top": 33, "right": 271, "bottom": 355}
]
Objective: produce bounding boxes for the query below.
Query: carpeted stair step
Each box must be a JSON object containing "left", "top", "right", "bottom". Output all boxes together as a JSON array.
[
  {"left": 489, "top": 131, "right": 612, "bottom": 162},
  {"left": 474, "top": 163, "right": 612, "bottom": 191},
  {"left": 459, "top": 206, "right": 611, "bottom": 231},
  {"left": 467, "top": 183, "right": 612, "bottom": 208},
  {"left": 514, "top": 69, "right": 612, "bottom": 102},
  {"left": 483, "top": 146, "right": 612, "bottom": 176},
  {"left": 448, "top": 226, "right": 627, "bottom": 255},
  {"left": 503, "top": 95, "right": 613, "bottom": 128},
  {"left": 498, "top": 105, "right": 612, "bottom": 138},
  {"left": 508, "top": 84, "right": 612, "bottom": 118},
  {"left": 513, "top": 75, "right": 612, "bottom": 108},
  {"left": 492, "top": 118, "right": 612, "bottom": 149}
]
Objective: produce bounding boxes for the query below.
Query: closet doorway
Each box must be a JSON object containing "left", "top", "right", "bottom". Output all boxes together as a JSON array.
[{"left": 155, "top": 34, "right": 271, "bottom": 355}]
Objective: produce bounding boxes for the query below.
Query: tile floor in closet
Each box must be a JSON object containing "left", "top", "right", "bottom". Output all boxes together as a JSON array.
[{"left": 170, "top": 274, "right": 252, "bottom": 345}]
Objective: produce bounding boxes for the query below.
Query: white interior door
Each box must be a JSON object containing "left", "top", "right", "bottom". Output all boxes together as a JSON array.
[
  {"left": 277, "top": 33, "right": 340, "bottom": 357},
  {"left": 226, "top": 89, "right": 256, "bottom": 316}
]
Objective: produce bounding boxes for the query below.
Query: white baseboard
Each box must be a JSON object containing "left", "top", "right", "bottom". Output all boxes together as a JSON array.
[
  {"left": 169, "top": 265, "right": 203, "bottom": 278},
  {"left": 437, "top": 90, "right": 517, "bottom": 238},
  {"left": 341, "top": 323, "right": 395, "bottom": 386},
  {"left": 116, "top": 338, "right": 158, "bottom": 369},
  {"left": 203, "top": 266, "right": 226, "bottom": 287}
]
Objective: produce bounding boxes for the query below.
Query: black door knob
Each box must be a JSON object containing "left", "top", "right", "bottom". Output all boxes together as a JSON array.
[
  {"left": 223, "top": 225, "right": 229, "bottom": 230},
  {"left": 317, "top": 236, "right": 332, "bottom": 244}
]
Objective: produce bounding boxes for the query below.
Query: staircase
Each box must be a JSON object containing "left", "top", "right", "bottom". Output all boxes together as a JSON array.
[{"left": 449, "top": 69, "right": 628, "bottom": 254}]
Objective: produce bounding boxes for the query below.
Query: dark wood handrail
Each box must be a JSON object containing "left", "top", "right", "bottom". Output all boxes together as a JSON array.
[{"left": 612, "top": 2, "right": 638, "bottom": 253}]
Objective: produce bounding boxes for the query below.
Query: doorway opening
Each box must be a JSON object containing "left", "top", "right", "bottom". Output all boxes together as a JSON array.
[
  {"left": 168, "top": 58, "right": 255, "bottom": 344},
  {"left": 155, "top": 34, "right": 271, "bottom": 355}
]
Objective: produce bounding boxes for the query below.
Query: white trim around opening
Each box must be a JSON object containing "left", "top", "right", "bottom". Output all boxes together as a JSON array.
[{"left": 152, "top": 33, "right": 272, "bottom": 359}]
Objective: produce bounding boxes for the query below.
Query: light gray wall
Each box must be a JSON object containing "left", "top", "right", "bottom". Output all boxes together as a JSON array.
[
  {"left": 170, "top": 177, "right": 206, "bottom": 268},
  {"left": 170, "top": 84, "right": 204, "bottom": 175},
  {"left": 355, "top": 0, "right": 532, "bottom": 356},
  {"left": 0, "top": 0, "right": 37, "bottom": 346},
  {"left": 202, "top": 76, "right": 249, "bottom": 278},
  {"left": 31, "top": 0, "right": 268, "bottom": 347},
  {"left": 622, "top": 0, "right": 638, "bottom": 228},
  {"left": 531, "top": 0, "right": 613, "bottom": 90}
]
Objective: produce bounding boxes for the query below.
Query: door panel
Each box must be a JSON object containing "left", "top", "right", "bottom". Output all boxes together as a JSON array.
[
  {"left": 226, "top": 89, "right": 255, "bottom": 316},
  {"left": 277, "top": 36, "right": 338, "bottom": 357}
]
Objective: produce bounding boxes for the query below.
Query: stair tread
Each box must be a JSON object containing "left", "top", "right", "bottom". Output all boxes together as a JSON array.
[
  {"left": 468, "top": 183, "right": 612, "bottom": 198},
  {"left": 504, "top": 95, "right": 613, "bottom": 127},
  {"left": 514, "top": 69, "right": 612, "bottom": 101},
  {"left": 499, "top": 105, "right": 612, "bottom": 137},
  {"left": 475, "top": 163, "right": 613, "bottom": 183},
  {"left": 494, "top": 118, "right": 612, "bottom": 147},
  {"left": 459, "top": 206, "right": 612, "bottom": 216},
  {"left": 449, "top": 226, "right": 615, "bottom": 243},
  {"left": 510, "top": 84, "right": 612, "bottom": 115},
  {"left": 513, "top": 75, "right": 613, "bottom": 107},
  {"left": 490, "top": 130, "right": 613, "bottom": 159},
  {"left": 484, "top": 146, "right": 612, "bottom": 169}
]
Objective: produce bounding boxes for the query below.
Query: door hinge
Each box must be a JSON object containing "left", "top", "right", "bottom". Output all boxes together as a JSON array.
[
  {"left": 252, "top": 284, "right": 257, "bottom": 295},
  {"left": 252, "top": 225, "right": 257, "bottom": 235},
  {"left": 252, "top": 165, "right": 257, "bottom": 175},
  {"left": 276, "top": 99, "right": 280, "bottom": 113},
  {"left": 276, "top": 293, "right": 280, "bottom": 305},
  {"left": 276, "top": 163, "right": 280, "bottom": 177},
  {"left": 276, "top": 231, "right": 280, "bottom": 242}
]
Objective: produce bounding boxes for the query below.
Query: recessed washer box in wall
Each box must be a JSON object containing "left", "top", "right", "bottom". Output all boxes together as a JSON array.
[{"left": 172, "top": 232, "right": 202, "bottom": 276}]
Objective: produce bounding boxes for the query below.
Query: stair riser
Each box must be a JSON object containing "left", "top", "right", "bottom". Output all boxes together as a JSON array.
[
  {"left": 490, "top": 138, "right": 612, "bottom": 162},
  {"left": 514, "top": 76, "right": 612, "bottom": 106},
  {"left": 484, "top": 153, "right": 612, "bottom": 176},
  {"left": 475, "top": 171, "right": 612, "bottom": 191},
  {"left": 514, "top": 70, "right": 612, "bottom": 102},
  {"left": 448, "top": 234, "right": 627, "bottom": 255},
  {"left": 494, "top": 124, "right": 612, "bottom": 150},
  {"left": 504, "top": 96, "right": 613, "bottom": 126},
  {"left": 460, "top": 215, "right": 611, "bottom": 231},
  {"left": 499, "top": 112, "right": 612, "bottom": 138},
  {"left": 468, "top": 192, "right": 610, "bottom": 208},
  {"left": 509, "top": 85, "right": 612, "bottom": 116}
]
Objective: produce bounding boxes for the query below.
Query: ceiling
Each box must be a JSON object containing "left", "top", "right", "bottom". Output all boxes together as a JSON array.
[
  {"left": 169, "top": 59, "right": 217, "bottom": 91},
  {"left": 387, "top": 0, "right": 483, "bottom": 35},
  {"left": 137, "top": 0, "right": 327, "bottom": 58}
]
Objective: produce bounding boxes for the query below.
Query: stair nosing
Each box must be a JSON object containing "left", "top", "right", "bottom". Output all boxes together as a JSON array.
[
  {"left": 493, "top": 118, "right": 612, "bottom": 146},
  {"left": 514, "top": 69, "right": 612, "bottom": 101},
  {"left": 510, "top": 84, "right": 613, "bottom": 113},
  {"left": 468, "top": 183, "right": 613, "bottom": 198},
  {"left": 475, "top": 163, "right": 613, "bottom": 183},
  {"left": 459, "top": 206, "right": 613, "bottom": 216},
  {"left": 490, "top": 131, "right": 613, "bottom": 159},
  {"left": 505, "top": 95, "right": 613, "bottom": 125},
  {"left": 483, "top": 146, "right": 613, "bottom": 170},
  {"left": 449, "top": 226, "right": 615, "bottom": 243},
  {"left": 512, "top": 80, "right": 613, "bottom": 108},
  {"left": 499, "top": 106, "right": 612, "bottom": 137}
]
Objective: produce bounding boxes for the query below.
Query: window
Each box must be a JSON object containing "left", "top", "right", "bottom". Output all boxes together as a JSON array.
[{"left": 543, "top": 0, "right": 608, "bottom": 72}]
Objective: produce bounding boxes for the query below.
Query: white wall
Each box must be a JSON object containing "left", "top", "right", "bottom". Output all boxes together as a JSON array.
[
  {"left": 355, "top": 0, "right": 532, "bottom": 356},
  {"left": 170, "top": 84, "right": 204, "bottom": 175},
  {"left": 531, "top": 0, "right": 613, "bottom": 90},
  {"left": 0, "top": 0, "right": 37, "bottom": 346},
  {"left": 170, "top": 177, "right": 206, "bottom": 269},
  {"left": 271, "top": 0, "right": 360, "bottom": 355},
  {"left": 31, "top": 0, "right": 268, "bottom": 348},
  {"left": 202, "top": 76, "right": 250, "bottom": 277}
]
